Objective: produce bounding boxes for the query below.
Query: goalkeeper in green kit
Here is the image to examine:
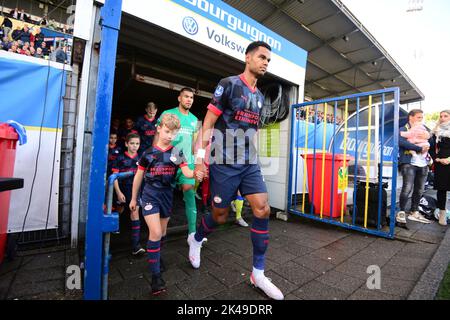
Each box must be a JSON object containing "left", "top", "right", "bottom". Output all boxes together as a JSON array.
[{"left": 158, "top": 87, "right": 207, "bottom": 245}]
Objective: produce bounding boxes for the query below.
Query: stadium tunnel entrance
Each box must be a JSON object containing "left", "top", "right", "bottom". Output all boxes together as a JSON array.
[{"left": 109, "top": 13, "right": 299, "bottom": 232}]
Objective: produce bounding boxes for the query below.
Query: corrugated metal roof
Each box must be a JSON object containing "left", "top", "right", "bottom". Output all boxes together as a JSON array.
[{"left": 224, "top": 0, "right": 424, "bottom": 103}]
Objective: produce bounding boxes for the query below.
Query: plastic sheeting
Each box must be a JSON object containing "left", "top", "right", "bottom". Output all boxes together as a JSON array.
[{"left": 0, "top": 52, "right": 67, "bottom": 233}]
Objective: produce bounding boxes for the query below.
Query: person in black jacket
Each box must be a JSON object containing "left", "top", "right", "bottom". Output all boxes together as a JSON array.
[
  {"left": 1, "top": 16, "right": 13, "bottom": 40},
  {"left": 33, "top": 27, "right": 44, "bottom": 48},
  {"left": 11, "top": 26, "right": 22, "bottom": 41},
  {"left": 430, "top": 110, "right": 450, "bottom": 226}
]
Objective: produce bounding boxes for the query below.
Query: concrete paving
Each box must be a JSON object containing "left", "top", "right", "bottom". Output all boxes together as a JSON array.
[{"left": 0, "top": 192, "right": 448, "bottom": 300}]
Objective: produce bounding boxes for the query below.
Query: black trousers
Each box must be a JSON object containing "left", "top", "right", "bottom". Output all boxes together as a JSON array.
[{"left": 437, "top": 190, "right": 448, "bottom": 210}]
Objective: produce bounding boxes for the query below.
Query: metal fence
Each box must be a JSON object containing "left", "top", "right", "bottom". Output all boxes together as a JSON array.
[{"left": 287, "top": 88, "right": 400, "bottom": 239}]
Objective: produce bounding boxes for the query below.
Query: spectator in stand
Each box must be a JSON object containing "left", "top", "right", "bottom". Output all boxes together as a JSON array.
[
  {"left": 1, "top": 16, "right": 13, "bottom": 40},
  {"left": 34, "top": 47, "right": 43, "bottom": 58},
  {"left": 19, "top": 9, "right": 29, "bottom": 22},
  {"left": 10, "top": 8, "right": 19, "bottom": 20},
  {"left": 55, "top": 45, "right": 68, "bottom": 63},
  {"left": 61, "top": 24, "right": 73, "bottom": 34},
  {"left": 29, "top": 46, "right": 35, "bottom": 56},
  {"left": 39, "top": 15, "right": 48, "bottom": 26},
  {"left": 8, "top": 44, "right": 17, "bottom": 53},
  {"left": 336, "top": 115, "right": 343, "bottom": 125},
  {"left": 33, "top": 27, "right": 44, "bottom": 48},
  {"left": 11, "top": 26, "right": 22, "bottom": 41},
  {"left": 19, "top": 25, "right": 30, "bottom": 43},
  {"left": 47, "top": 19, "right": 57, "bottom": 30},
  {"left": 41, "top": 41, "right": 49, "bottom": 57}
]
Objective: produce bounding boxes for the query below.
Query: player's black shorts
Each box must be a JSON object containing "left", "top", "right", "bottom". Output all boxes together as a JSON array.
[
  {"left": 209, "top": 164, "right": 267, "bottom": 209},
  {"left": 140, "top": 185, "right": 173, "bottom": 218}
]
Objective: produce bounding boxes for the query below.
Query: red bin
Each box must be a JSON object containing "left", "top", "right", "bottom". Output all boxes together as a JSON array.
[
  {"left": 301, "top": 153, "right": 352, "bottom": 218},
  {"left": 0, "top": 123, "right": 19, "bottom": 263}
]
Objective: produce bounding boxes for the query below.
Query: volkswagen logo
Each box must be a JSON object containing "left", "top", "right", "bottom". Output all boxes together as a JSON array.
[{"left": 182, "top": 16, "right": 198, "bottom": 35}]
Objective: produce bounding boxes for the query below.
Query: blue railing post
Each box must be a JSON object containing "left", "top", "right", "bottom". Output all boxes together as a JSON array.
[
  {"left": 101, "top": 172, "right": 133, "bottom": 300},
  {"left": 84, "top": 0, "right": 123, "bottom": 300}
]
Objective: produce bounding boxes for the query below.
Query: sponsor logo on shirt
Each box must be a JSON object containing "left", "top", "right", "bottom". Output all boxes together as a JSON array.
[{"left": 214, "top": 85, "right": 224, "bottom": 97}]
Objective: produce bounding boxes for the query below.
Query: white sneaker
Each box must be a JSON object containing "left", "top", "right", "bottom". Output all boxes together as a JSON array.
[
  {"left": 250, "top": 273, "right": 284, "bottom": 300},
  {"left": 187, "top": 235, "right": 207, "bottom": 269},
  {"left": 396, "top": 211, "right": 407, "bottom": 224},
  {"left": 187, "top": 232, "right": 207, "bottom": 246},
  {"left": 236, "top": 217, "right": 249, "bottom": 227},
  {"left": 408, "top": 211, "right": 431, "bottom": 224}
]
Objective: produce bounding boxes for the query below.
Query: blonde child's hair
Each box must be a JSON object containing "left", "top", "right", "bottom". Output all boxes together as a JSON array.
[
  {"left": 159, "top": 113, "right": 180, "bottom": 130},
  {"left": 146, "top": 102, "right": 157, "bottom": 110}
]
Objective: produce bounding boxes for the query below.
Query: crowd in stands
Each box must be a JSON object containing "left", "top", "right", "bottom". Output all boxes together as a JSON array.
[
  {"left": 3, "top": 7, "right": 73, "bottom": 33},
  {"left": 0, "top": 8, "right": 71, "bottom": 63},
  {"left": 296, "top": 107, "right": 343, "bottom": 124}
]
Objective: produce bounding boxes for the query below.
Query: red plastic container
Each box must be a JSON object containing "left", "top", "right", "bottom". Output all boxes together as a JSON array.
[
  {"left": 0, "top": 124, "right": 19, "bottom": 263},
  {"left": 302, "top": 153, "right": 352, "bottom": 218}
]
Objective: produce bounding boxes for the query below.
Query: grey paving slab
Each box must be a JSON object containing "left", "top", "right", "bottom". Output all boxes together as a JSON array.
[
  {"left": 378, "top": 276, "right": 416, "bottom": 298},
  {"left": 115, "top": 258, "right": 145, "bottom": 279},
  {"left": 0, "top": 258, "right": 22, "bottom": 277},
  {"left": 212, "top": 282, "right": 267, "bottom": 300},
  {"left": 108, "top": 267, "right": 124, "bottom": 286},
  {"left": 265, "top": 247, "right": 297, "bottom": 265},
  {"left": 108, "top": 274, "right": 152, "bottom": 300},
  {"left": 411, "top": 230, "right": 445, "bottom": 244},
  {"left": 315, "top": 270, "right": 366, "bottom": 294},
  {"left": 285, "top": 293, "right": 302, "bottom": 300},
  {"left": 346, "top": 251, "right": 393, "bottom": 267},
  {"left": 208, "top": 261, "right": 250, "bottom": 288},
  {"left": 149, "top": 285, "right": 189, "bottom": 300},
  {"left": 294, "top": 280, "right": 350, "bottom": 300},
  {"left": 388, "top": 255, "right": 430, "bottom": 269},
  {"left": 334, "top": 261, "right": 373, "bottom": 280},
  {"left": 20, "top": 251, "right": 65, "bottom": 271},
  {"left": 310, "top": 247, "right": 354, "bottom": 265},
  {"left": 292, "top": 237, "right": 331, "bottom": 250},
  {"left": 264, "top": 270, "right": 300, "bottom": 296},
  {"left": 268, "top": 234, "right": 294, "bottom": 249},
  {"left": 0, "top": 272, "right": 14, "bottom": 300},
  {"left": 348, "top": 288, "right": 402, "bottom": 300},
  {"left": 177, "top": 256, "right": 221, "bottom": 277},
  {"left": 14, "top": 266, "right": 65, "bottom": 284},
  {"left": 293, "top": 254, "right": 336, "bottom": 274},
  {"left": 282, "top": 242, "right": 315, "bottom": 257},
  {"left": 381, "top": 264, "right": 426, "bottom": 282},
  {"left": 206, "top": 250, "right": 248, "bottom": 268},
  {"left": 7, "top": 279, "right": 65, "bottom": 300},
  {"left": 399, "top": 242, "right": 438, "bottom": 259},
  {"left": 143, "top": 267, "right": 190, "bottom": 287},
  {"left": 271, "top": 261, "right": 320, "bottom": 286},
  {"left": 177, "top": 273, "right": 227, "bottom": 300}
]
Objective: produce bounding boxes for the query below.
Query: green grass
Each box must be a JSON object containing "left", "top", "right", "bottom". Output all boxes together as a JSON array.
[{"left": 437, "top": 263, "right": 450, "bottom": 300}]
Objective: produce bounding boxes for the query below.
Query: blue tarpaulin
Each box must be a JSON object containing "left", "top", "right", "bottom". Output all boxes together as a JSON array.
[
  {"left": 296, "top": 121, "right": 336, "bottom": 150},
  {"left": 0, "top": 55, "right": 66, "bottom": 129}
]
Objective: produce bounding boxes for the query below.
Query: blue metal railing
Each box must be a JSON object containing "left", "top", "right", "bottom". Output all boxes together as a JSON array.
[
  {"left": 287, "top": 88, "right": 400, "bottom": 239},
  {"left": 84, "top": 0, "right": 123, "bottom": 300},
  {"left": 101, "top": 171, "right": 134, "bottom": 300}
]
